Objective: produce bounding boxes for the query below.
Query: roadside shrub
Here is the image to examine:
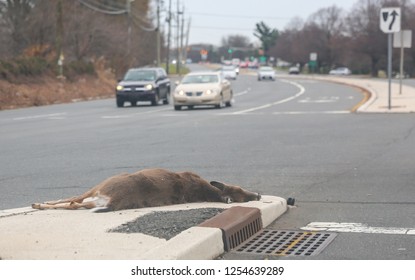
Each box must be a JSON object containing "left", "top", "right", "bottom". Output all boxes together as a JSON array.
[
  {"left": 0, "top": 57, "right": 50, "bottom": 80},
  {"left": 63, "top": 60, "right": 96, "bottom": 80}
]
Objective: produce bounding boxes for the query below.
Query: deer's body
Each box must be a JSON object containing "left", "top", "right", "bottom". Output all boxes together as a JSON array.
[{"left": 32, "top": 168, "right": 261, "bottom": 212}]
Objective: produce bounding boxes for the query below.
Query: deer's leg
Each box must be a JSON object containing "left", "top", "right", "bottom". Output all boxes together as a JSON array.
[
  {"left": 44, "top": 191, "right": 95, "bottom": 205},
  {"left": 32, "top": 200, "right": 97, "bottom": 210}
]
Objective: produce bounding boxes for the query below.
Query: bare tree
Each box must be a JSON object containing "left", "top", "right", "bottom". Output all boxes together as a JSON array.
[
  {"left": 346, "top": 0, "right": 386, "bottom": 76},
  {"left": 0, "top": 0, "right": 33, "bottom": 56},
  {"left": 307, "top": 5, "right": 347, "bottom": 69},
  {"left": 221, "top": 34, "right": 251, "bottom": 49}
]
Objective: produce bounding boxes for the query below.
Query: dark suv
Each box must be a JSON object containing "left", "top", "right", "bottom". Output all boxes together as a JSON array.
[{"left": 116, "top": 67, "right": 170, "bottom": 107}]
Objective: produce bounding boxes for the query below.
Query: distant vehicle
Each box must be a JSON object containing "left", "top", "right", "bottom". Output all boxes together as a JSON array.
[
  {"left": 329, "top": 67, "right": 351, "bottom": 75},
  {"left": 221, "top": 65, "right": 237, "bottom": 80},
  {"left": 288, "top": 66, "right": 300, "bottom": 75},
  {"left": 232, "top": 58, "right": 240, "bottom": 74},
  {"left": 232, "top": 58, "right": 240, "bottom": 66},
  {"left": 248, "top": 61, "right": 259, "bottom": 69},
  {"left": 239, "top": 61, "right": 249, "bottom": 68},
  {"left": 257, "top": 66, "right": 276, "bottom": 81},
  {"left": 115, "top": 67, "right": 170, "bottom": 107},
  {"left": 221, "top": 65, "right": 238, "bottom": 80},
  {"left": 173, "top": 71, "right": 233, "bottom": 110}
]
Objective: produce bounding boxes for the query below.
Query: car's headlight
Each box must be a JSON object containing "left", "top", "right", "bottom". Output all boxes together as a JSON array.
[
  {"left": 176, "top": 90, "right": 185, "bottom": 96},
  {"left": 145, "top": 84, "right": 153, "bottom": 90},
  {"left": 116, "top": 85, "right": 124, "bottom": 91},
  {"left": 206, "top": 89, "right": 217, "bottom": 95}
]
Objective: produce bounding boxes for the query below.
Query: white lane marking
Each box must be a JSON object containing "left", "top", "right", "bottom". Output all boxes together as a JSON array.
[
  {"left": 301, "top": 222, "right": 415, "bottom": 235},
  {"left": 234, "top": 88, "right": 251, "bottom": 97},
  {"left": 231, "top": 79, "right": 305, "bottom": 115},
  {"left": 298, "top": 96, "right": 339, "bottom": 103},
  {"left": 13, "top": 113, "right": 67, "bottom": 121},
  {"left": 273, "top": 111, "right": 350, "bottom": 115}
]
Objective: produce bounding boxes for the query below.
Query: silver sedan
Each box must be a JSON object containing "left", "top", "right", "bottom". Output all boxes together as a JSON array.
[{"left": 173, "top": 72, "right": 233, "bottom": 110}]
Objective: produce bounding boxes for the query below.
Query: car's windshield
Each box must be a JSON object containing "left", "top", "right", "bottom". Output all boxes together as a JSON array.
[
  {"left": 260, "top": 67, "right": 273, "bottom": 71},
  {"left": 124, "top": 70, "right": 156, "bottom": 81},
  {"left": 181, "top": 74, "right": 218, "bottom": 84}
]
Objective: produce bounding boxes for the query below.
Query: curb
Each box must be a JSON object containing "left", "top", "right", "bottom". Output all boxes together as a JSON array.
[
  {"left": 0, "top": 206, "right": 37, "bottom": 218},
  {"left": 0, "top": 196, "right": 286, "bottom": 260},
  {"left": 141, "top": 196, "right": 287, "bottom": 260}
]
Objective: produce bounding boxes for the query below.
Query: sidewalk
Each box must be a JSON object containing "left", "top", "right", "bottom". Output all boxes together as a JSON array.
[
  {"left": 0, "top": 196, "right": 286, "bottom": 260},
  {"left": 309, "top": 75, "right": 415, "bottom": 113}
]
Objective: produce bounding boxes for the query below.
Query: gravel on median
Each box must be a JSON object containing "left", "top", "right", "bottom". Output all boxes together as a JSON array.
[{"left": 108, "top": 208, "right": 224, "bottom": 240}]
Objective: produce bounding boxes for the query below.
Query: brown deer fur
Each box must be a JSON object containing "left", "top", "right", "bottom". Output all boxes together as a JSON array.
[{"left": 31, "top": 168, "right": 261, "bottom": 212}]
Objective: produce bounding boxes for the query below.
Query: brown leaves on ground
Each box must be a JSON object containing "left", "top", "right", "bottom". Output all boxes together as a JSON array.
[{"left": 0, "top": 63, "right": 116, "bottom": 110}]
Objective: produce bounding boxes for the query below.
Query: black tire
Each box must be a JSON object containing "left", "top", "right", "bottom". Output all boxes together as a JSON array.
[
  {"left": 225, "top": 93, "right": 233, "bottom": 107},
  {"left": 215, "top": 94, "right": 224, "bottom": 109},
  {"left": 151, "top": 92, "right": 160, "bottom": 106},
  {"left": 174, "top": 105, "right": 181, "bottom": 111},
  {"left": 116, "top": 98, "right": 124, "bottom": 108},
  {"left": 163, "top": 93, "right": 170, "bottom": 105}
]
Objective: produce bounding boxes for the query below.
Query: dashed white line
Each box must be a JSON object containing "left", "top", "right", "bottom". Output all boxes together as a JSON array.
[
  {"left": 234, "top": 88, "right": 251, "bottom": 97},
  {"left": 13, "top": 113, "right": 67, "bottom": 121}
]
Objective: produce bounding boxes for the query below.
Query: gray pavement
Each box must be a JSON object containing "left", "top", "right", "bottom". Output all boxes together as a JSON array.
[{"left": 1, "top": 75, "right": 414, "bottom": 260}]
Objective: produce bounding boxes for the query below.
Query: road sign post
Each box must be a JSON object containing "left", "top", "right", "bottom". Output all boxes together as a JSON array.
[
  {"left": 380, "top": 7, "right": 401, "bottom": 110},
  {"left": 394, "top": 30, "right": 412, "bottom": 94}
]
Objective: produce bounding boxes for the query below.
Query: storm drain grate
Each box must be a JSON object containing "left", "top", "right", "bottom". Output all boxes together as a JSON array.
[{"left": 233, "top": 229, "right": 337, "bottom": 256}]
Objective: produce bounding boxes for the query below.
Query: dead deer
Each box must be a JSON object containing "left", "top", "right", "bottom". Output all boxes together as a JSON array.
[{"left": 32, "top": 168, "right": 261, "bottom": 212}]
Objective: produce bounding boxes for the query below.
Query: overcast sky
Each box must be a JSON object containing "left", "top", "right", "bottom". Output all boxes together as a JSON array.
[{"left": 172, "top": 0, "right": 358, "bottom": 46}]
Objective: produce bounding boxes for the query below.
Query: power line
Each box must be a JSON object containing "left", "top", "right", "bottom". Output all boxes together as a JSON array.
[
  {"left": 191, "top": 25, "right": 254, "bottom": 31},
  {"left": 77, "top": 0, "right": 127, "bottom": 15},
  {"left": 189, "top": 12, "right": 290, "bottom": 21}
]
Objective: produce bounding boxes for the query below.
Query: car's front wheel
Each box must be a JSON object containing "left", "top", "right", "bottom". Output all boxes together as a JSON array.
[
  {"left": 116, "top": 97, "right": 124, "bottom": 108},
  {"left": 151, "top": 92, "right": 160, "bottom": 106},
  {"left": 215, "top": 94, "right": 224, "bottom": 109},
  {"left": 225, "top": 91, "right": 233, "bottom": 107}
]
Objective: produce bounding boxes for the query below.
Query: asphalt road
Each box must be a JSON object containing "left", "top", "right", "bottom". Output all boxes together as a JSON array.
[{"left": 1, "top": 69, "right": 415, "bottom": 259}]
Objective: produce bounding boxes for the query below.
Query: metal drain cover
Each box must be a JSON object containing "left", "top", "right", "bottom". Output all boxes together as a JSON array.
[{"left": 233, "top": 229, "right": 337, "bottom": 256}]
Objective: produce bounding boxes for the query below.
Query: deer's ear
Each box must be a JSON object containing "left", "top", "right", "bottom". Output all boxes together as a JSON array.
[{"left": 210, "top": 181, "right": 225, "bottom": 191}]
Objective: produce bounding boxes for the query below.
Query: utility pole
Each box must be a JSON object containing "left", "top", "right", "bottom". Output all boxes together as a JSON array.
[
  {"left": 56, "top": 0, "right": 64, "bottom": 77},
  {"left": 176, "top": 0, "right": 181, "bottom": 75},
  {"left": 156, "top": 0, "right": 161, "bottom": 66},
  {"left": 126, "top": 0, "right": 133, "bottom": 55},
  {"left": 183, "top": 17, "right": 191, "bottom": 63},
  {"left": 180, "top": 6, "right": 185, "bottom": 70},
  {"left": 166, "top": 0, "right": 172, "bottom": 74}
]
